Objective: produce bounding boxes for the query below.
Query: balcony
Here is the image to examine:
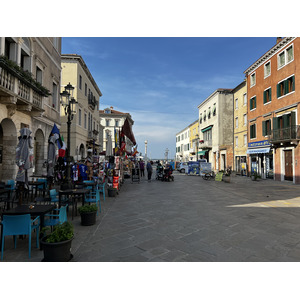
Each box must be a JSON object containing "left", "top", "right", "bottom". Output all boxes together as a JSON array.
[
  {"left": 0, "top": 56, "right": 49, "bottom": 115},
  {"left": 88, "top": 94, "right": 97, "bottom": 110},
  {"left": 268, "top": 126, "right": 300, "bottom": 144},
  {"left": 200, "top": 139, "right": 212, "bottom": 148}
]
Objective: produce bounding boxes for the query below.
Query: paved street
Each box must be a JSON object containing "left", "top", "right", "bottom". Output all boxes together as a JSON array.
[{"left": 3, "top": 171, "right": 300, "bottom": 262}]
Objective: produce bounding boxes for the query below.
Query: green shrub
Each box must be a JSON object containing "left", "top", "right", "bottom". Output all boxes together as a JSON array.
[
  {"left": 45, "top": 221, "right": 74, "bottom": 243},
  {"left": 78, "top": 204, "right": 98, "bottom": 214}
]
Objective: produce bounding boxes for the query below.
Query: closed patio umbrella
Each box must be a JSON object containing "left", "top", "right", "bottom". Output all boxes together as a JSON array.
[{"left": 16, "top": 128, "right": 33, "bottom": 203}]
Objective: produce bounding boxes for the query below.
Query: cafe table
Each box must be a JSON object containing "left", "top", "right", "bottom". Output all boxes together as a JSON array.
[
  {"left": 59, "top": 189, "right": 90, "bottom": 220},
  {"left": 2, "top": 204, "right": 56, "bottom": 229},
  {"left": 28, "top": 181, "right": 46, "bottom": 200}
]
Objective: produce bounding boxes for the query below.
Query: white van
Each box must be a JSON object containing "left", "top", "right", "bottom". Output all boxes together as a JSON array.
[{"left": 177, "top": 162, "right": 189, "bottom": 173}]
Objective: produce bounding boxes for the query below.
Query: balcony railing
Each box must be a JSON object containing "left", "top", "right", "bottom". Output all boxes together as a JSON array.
[
  {"left": 0, "top": 57, "right": 46, "bottom": 112},
  {"left": 88, "top": 94, "right": 97, "bottom": 110},
  {"left": 268, "top": 126, "right": 300, "bottom": 143},
  {"left": 200, "top": 139, "right": 212, "bottom": 148}
]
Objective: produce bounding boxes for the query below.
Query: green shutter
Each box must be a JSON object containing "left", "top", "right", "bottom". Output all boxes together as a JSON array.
[
  {"left": 291, "top": 111, "right": 296, "bottom": 126},
  {"left": 254, "top": 96, "right": 256, "bottom": 108},
  {"left": 283, "top": 114, "right": 289, "bottom": 128},
  {"left": 269, "top": 88, "right": 272, "bottom": 102},
  {"left": 277, "top": 83, "right": 280, "bottom": 98},
  {"left": 292, "top": 75, "right": 295, "bottom": 91},
  {"left": 273, "top": 117, "right": 278, "bottom": 130},
  {"left": 284, "top": 80, "right": 288, "bottom": 95},
  {"left": 262, "top": 120, "right": 266, "bottom": 136},
  {"left": 250, "top": 98, "right": 253, "bottom": 110},
  {"left": 263, "top": 91, "right": 266, "bottom": 104}
]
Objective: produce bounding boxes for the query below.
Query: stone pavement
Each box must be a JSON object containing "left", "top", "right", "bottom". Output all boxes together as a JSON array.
[{"left": 2, "top": 172, "right": 300, "bottom": 262}]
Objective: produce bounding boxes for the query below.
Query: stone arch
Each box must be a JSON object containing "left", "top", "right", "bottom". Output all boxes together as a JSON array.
[
  {"left": 0, "top": 118, "right": 18, "bottom": 181},
  {"left": 34, "top": 128, "right": 45, "bottom": 175}
]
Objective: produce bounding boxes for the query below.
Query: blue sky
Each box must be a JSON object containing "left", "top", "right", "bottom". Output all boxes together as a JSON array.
[{"left": 62, "top": 37, "right": 276, "bottom": 159}]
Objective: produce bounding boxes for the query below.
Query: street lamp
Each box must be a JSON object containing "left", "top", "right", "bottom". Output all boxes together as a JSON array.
[
  {"left": 195, "top": 134, "right": 199, "bottom": 161},
  {"left": 60, "top": 82, "right": 77, "bottom": 189}
]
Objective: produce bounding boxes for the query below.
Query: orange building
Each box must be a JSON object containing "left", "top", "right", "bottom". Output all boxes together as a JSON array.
[{"left": 244, "top": 37, "right": 300, "bottom": 183}]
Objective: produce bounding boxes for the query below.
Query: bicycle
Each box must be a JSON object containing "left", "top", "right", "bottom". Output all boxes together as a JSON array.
[{"left": 202, "top": 171, "right": 215, "bottom": 180}]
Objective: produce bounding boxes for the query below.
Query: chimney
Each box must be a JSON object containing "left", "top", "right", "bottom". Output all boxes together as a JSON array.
[
  {"left": 110, "top": 106, "right": 113, "bottom": 110},
  {"left": 276, "top": 37, "right": 283, "bottom": 44}
]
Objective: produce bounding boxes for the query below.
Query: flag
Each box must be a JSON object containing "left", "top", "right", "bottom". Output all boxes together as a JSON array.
[
  {"left": 121, "top": 118, "right": 136, "bottom": 145},
  {"left": 132, "top": 147, "right": 138, "bottom": 156},
  {"left": 120, "top": 131, "right": 126, "bottom": 154},
  {"left": 58, "top": 135, "right": 66, "bottom": 157},
  {"left": 50, "top": 123, "right": 63, "bottom": 148},
  {"left": 114, "top": 128, "right": 119, "bottom": 154}
]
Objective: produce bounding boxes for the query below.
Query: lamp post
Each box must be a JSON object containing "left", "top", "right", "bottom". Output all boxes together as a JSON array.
[
  {"left": 195, "top": 134, "right": 199, "bottom": 161},
  {"left": 60, "top": 82, "right": 77, "bottom": 189}
]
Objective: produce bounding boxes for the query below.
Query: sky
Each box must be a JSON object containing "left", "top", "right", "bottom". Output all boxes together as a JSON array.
[{"left": 62, "top": 37, "right": 276, "bottom": 159}]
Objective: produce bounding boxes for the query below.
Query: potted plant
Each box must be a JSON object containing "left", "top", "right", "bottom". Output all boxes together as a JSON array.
[
  {"left": 78, "top": 204, "right": 98, "bottom": 226},
  {"left": 40, "top": 221, "right": 74, "bottom": 262},
  {"left": 251, "top": 171, "right": 258, "bottom": 181}
]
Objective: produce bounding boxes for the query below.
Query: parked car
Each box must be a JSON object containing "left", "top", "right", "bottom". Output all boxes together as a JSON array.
[{"left": 177, "top": 162, "right": 189, "bottom": 173}]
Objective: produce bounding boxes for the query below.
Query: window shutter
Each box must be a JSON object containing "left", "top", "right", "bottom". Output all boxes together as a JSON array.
[
  {"left": 273, "top": 117, "right": 278, "bottom": 130},
  {"left": 292, "top": 75, "right": 295, "bottom": 91},
  {"left": 262, "top": 120, "right": 266, "bottom": 136},
  {"left": 284, "top": 80, "right": 288, "bottom": 95},
  {"left": 263, "top": 91, "right": 266, "bottom": 104},
  {"left": 277, "top": 83, "right": 280, "bottom": 98},
  {"left": 291, "top": 111, "right": 296, "bottom": 126},
  {"left": 250, "top": 98, "right": 253, "bottom": 110},
  {"left": 254, "top": 96, "right": 256, "bottom": 108},
  {"left": 269, "top": 88, "right": 272, "bottom": 101},
  {"left": 283, "top": 114, "right": 289, "bottom": 128}
]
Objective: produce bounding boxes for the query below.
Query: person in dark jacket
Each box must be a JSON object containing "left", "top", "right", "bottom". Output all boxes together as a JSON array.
[{"left": 146, "top": 161, "right": 153, "bottom": 181}]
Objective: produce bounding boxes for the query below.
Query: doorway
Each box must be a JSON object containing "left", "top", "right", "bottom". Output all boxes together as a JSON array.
[{"left": 284, "top": 150, "right": 293, "bottom": 181}]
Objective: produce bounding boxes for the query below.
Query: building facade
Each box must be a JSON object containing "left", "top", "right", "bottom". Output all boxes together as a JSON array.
[
  {"left": 232, "top": 80, "right": 248, "bottom": 175},
  {"left": 189, "top": 120, "right": 199, "bottom": 161},
  {"left": 175, "top": 126, "right": 190, "bottom": 162},
  {"left": 61, "top": 54, "right": 102, "bottom": 159},
  {"left": 244, "top": 37, "right": 300, "bottom": 183},
  {"left": 197, "top": 89, "right": 234, "bottom": 171},
  {"left": 0, "top": 37, "right": 61, "bottom": 181},
  {"left": 99, "top": 107, "right": 135, "bottom": 154}
]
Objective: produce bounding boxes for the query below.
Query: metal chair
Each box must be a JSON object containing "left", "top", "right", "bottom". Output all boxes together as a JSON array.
[
  {"left": 44, "top": 205, "right": 68, "bottom": 228},
  {"left": 1, "top": 214, "right": 40, "bottom": 260},
  {"left": 84, "top": 189, "right": 101, "bottom": 215},
  {"left": 97, "top": 182, "right": 106, "bottom": 202}
]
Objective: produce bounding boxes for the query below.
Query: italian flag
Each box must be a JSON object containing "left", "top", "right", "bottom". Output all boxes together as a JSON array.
[{"left": 58, "top": 135, "right": 66, "bottom": 157}]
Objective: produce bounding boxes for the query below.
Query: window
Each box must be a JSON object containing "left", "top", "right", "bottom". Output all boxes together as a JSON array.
[
  {"left": 264, "top": 61, "right": 271, "bottom": 78},
  {"left": 213, "top": 103, "right": 216, "bottom": 116},
  {"left": 243, "top": 114, "right": 247, "bottom": 126},
  {"left": 208, "top": 107, "right": 211, "bottom": 119},
  {"left": 250, "top": 73, "right": 256, "bottom": 87},
  {"left": 52, "top": 83, "right": 57, "bottom": 108},
  {"left": 115, "top": 120, "right": 119, "bottom": 127},
  {"left": 263, "top": 88, "right": 272, "bottom": 104},
  {"left": 203, "top": 111, "right": 206, "bottom": 121},
  {"left": 278, "top": 45, "right": 294, "bottom": 69},
  {"left": 250, "top": 96, "right": 256, "bottom": 110},
  {"left": 78, "top": 109, "right": 82, "bottom": 126},
  {"left": 178, "top": 136, "right": 180, "bottom": 142},
  {"left": 36, "top": 66, "right": 42, "bottom": 84},
  {"left": 84, "top": 113, "right": 87, "bottom": 129},
  {"left": 244, "top": 134, "right": 247, "bottom": 146},
  {"left": 106, "top": 119, "right": 110, "bottom": 127},
  {"left": 250, "top": 124, "right": 256, "bottom": 139},
  {"left": 262, "top": 119, "right": 271, "bottom": 136},
  {"left": 105, "top": 109, "right": 110, "bottom": 114},
  {"left": 235, "top": 136, "right": 238, "bottom": 147},
  {"left": 235, "top": 99, "right": 238, "bottom": 109},
  {"left": 235, "top": 117, "right": 238, "bottom": 128},
  {"left": 243, "top": 93, "right": 247, "bottom": 106},
  {"left": 85, "top": 83, "right": 87, "bottom": 96},
  {"left": 200, "top": 114, "right": 203, "bottom": 124},
  {"left": 277, "top": 75, "right": 295, "bottom": 98},
  {"left": 79, "top": 75, "right": 82, "bottom": 90}
]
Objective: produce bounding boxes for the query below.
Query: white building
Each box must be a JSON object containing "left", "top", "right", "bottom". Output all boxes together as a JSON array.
[
  {"left": 175, "top": 126, "right": 190, "bottom": 162},
  {"left": 99, "top": 107, "right": 135, "bottom": 154}
]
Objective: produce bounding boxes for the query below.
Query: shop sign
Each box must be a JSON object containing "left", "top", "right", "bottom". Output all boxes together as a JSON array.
[{"left": 248, "top": 140, "right": 270, "bottom": 148}]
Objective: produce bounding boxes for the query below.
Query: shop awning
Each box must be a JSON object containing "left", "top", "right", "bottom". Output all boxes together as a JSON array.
[
  {"left": 246, "top": 147, "right": 271, "bottom": 154},
  {"left": 201, "top": 126, "right": 212, "bottom": 133},
  {"left": 198, "top": 150, "right": 207, "bottom": 155}
]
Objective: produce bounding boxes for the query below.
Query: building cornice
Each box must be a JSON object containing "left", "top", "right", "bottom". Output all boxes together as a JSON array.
[
  {"left": 244, "top": 37, "right": 296, "bottom": 75},
  {"left": 61, "top": 54, "right": 102, "bottom": 97},
  {"left": 197, "top": 88, "right": 233, "bottom": 109}
]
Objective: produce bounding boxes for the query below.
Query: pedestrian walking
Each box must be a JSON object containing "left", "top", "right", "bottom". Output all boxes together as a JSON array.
[
  {"left": 146, "top": 160, "right": 153, "bottom": 181},
  {"left": 139, "top": 159, "right": 145, "bottom": 177}
]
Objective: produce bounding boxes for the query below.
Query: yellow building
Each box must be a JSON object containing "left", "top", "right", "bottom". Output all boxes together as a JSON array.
[
  {"left": 232, "top": 80, "right": 248, "bottom": 174},
  {"left": 189, "top": 120, "right": 199, "bottom": 161}
]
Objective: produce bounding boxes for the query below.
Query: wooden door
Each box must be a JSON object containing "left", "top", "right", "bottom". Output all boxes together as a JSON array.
[{"left": 284, "top": 150, "right": 293, "bottom": 181}]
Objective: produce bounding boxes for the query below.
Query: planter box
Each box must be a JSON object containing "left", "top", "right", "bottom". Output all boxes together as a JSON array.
[
  {"left": 41, "top": 236, "right": 73, "bottom": 262},
  {"left": 80, "top": 211, "right": 96, "bottom": 226}
]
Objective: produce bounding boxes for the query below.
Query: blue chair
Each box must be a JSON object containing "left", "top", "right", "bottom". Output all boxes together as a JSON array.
[
  {"left": 83, "top": 180, "right": 94, "bottom": 192},
  {"left": 97, "top": 182, "right": 106, "bottom": 202},
  {"left": 49, "top": 189, "right": 59, "bottom": 203},
  {"left": 44, "top": 205, "right": 68, "bottom": 227},
  {"left": 84, "top": 190, "right": 101, "bottom": 215},
  {"left": 1, "top": 214, "right": 40, "bottom": 260},
  {"left": 37, "top": 178, "right": 47, "bottom": 194},
  {"left": 6, "top": 180, "right": 15, "bottom": 191}
]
